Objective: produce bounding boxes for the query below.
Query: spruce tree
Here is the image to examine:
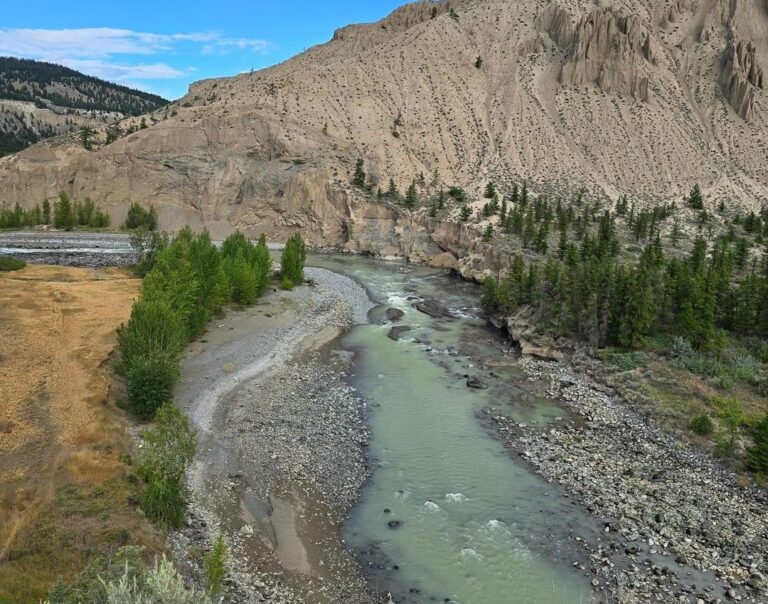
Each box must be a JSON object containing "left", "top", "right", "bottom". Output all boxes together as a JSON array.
[
  {"left": 404, "top": 181, "right": 418, "bottom": 209},
  {"left": 352, "top": 159, "right": 366, "bottom": 188}
]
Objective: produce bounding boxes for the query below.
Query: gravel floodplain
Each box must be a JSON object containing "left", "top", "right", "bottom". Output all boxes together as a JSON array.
[
  {"left": 171, "top": 267, "right": 378, "bottom": 603},
  {"left": 485, "top": 358, "right": 768, "bottom": 604}
]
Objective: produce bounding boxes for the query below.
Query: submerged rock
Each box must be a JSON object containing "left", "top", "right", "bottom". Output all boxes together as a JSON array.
[
  {"left": 388, "top": 326, "right": 412, "bottom": 340},
  {"left": 413, "top": 299, "right": 450, "bottom": 318},
  {"left": 466, "top": 376, "right": 488, "bottom": 389},
  {"left": 385, "top": 308, "right": 405, "bottom": 322}
]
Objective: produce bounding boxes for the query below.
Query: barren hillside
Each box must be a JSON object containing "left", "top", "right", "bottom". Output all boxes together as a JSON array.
[{"left": 0, "top": 0, "right": 765, "bottom": 240}]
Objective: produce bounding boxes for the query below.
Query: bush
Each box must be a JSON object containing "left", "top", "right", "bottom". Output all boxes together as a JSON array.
[
  {"left": 123, "top": 203, "right": 157, "bottom": 230},
  {"left": 129, "top": 229, "right": 168, "bottom": 277},
  {"left": 0, "top": 255, "right": 26, "bottom": 271},
  {"left": 118, "top": 299, "right": 186, "bottom": 372},
  {"left": 204, "top": 535, "right": 229, "bottom": 596},
  {"left": 747, "top": 415, "right": 768, "bottom": 474},
  {"left": 280, "top": 276, "right": 294, "bottom": 290},
  {"left": 125, "top": 353, "right": 179, "bottom": 420},
  {"left": 280, "top": 233, "right": 306, "bottom": 286},
  {"left": 225, "top": 251, "right": 258, "bottom": 304},
  {"left": 689, "top": 413, "right": 714, "bottom": 435},
  {"left": 138, "top": 404, "right": 196, "bottom": 528},
  {"left": 606, "top": 351, "right": 649, "bottom": 372},
  {"left": 101, "top": 555, "right": 211, "bottom": 604}
]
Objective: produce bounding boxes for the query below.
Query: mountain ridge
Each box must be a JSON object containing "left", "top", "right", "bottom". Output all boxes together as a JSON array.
[
  {"left": 0, "top": 0, "right": 766, "bottom": 237},
  {"left": 0, "top": 57, "right": 168, "bottom": 156}
]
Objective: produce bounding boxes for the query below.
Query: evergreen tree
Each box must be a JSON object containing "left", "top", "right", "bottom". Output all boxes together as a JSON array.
[
  {"left": 352, "top": 159, "right": 366, "bottom": 188},
  {"left": 484, "top": 182, "right": 497, "bottom": 199},
  {"left": 482, "top": 224, "right": 494, "bottom": 242},
  {"left": 687, "top": 184, "right": 704, "bottom": 210},
  {"left": 41, "top": 199, "right": 51, "bottom": 224},
  {"left": 387, "top": 178, "right": 399, "bottom": 200},
  {"left": 404, "top": 181, "right": 418, "bottom": 209}
]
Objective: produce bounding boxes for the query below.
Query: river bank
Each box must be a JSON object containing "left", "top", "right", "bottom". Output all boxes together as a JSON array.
[
  {"left": 172, "top": 267, "right": 378, "bottom": 603},
  {"left": 482, "top": 356, "right": 768, "bottom": 603}
]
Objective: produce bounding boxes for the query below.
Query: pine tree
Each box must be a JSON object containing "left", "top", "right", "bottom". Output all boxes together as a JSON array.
[
  {"left": 42, "top": 199, "right": 51, "bottom": 224},
  {"left": 387, "top": 178, "right": 399, "bottom": 200},
  {"left": 687, "top": 184, "right": 704, "bottom": 210},
  {"left": 484, "top": 182, "right": 496, "bottom": 199},
  {"left": 404, "top": 181, "right": 418, "bottom": 209},
  {"left": 482, "top": 224, "right": 494, "bottom": 241},
  {"left": 352, "top": 159, "right": 366, "bottom": 188}
]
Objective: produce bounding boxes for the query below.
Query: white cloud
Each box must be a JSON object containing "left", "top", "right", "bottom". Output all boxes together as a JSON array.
[
  {"left": 0, "top": 27, "right": 269, "bottom": 60},
  {"left": 0, "top": 27, "right": 269, "bottom": 91},
  {"left": 60, "top": 59, "right": 189, "bottom": 81}
]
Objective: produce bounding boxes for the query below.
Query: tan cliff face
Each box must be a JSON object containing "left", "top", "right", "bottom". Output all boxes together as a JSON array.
[{"left": 0, "top": 0, "right": 766, "bottom": 243}]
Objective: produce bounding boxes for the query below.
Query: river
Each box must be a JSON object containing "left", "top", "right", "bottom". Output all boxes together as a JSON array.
[{"left": 309, "top": 255, "right": 600, "bottom": 604}]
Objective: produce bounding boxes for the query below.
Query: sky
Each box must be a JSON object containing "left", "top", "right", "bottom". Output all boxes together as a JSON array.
[{"left": 0, "top": 1, "right": 407, "bottom": 100}]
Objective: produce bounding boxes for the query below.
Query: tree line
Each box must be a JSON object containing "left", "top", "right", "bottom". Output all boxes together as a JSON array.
[
  {"left": 118, "top": 228, "right": 305, "bottom": 527},
  {"left": 0, "top": 192, "right": 109, "bottom": 229}
]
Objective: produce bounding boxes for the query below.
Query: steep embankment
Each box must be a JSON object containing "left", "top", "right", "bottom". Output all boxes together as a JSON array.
[{"left": 0, "top": 0, "right": 766, "bottom": 236}]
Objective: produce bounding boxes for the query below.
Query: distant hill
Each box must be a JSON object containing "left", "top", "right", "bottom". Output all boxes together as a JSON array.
[{"left": 0, "top": 57, "right": 168, "bottom": 155}]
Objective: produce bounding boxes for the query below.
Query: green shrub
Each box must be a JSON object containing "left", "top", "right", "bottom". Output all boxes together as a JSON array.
[
  {"left": 225, "top": 251, "right": 258, "bottom": 304},
  {"left": 47, "top": 545, "right": 145, "bottom": 603},
  {"left": 118, "top": 299, "right": 186, "bottom": 372},
  {"left": 123, "top": 203, "right": 157, "bottom": 230},
  {"left": 100, "top": 555, "right": 211, "bottom": 604},
  {"left": 0, "top": 255, "right": 26, "bottom": 271},
  {"left": 606, "top": 351, "right": 649, "bottom": 372},
  {"left": 689, "top": 413, "right": 714, "bottom": 435},
  {"left": 138, "top": 405, "right": 196, "bottom": 528},
  {"left": 125, "top": 353, "right": 179, "bottom": 420},
  {"left": 280, "top": 233, "right": 306, "bottom": 286},
  {"left": 747, "top": 415, "right": 768, "bottom": 474},
  {"left": 203, "top": 535, "right": 229, "bottom": 596},
  {"left": 280, "top": 276, "right": 294, "bottom": 291}
]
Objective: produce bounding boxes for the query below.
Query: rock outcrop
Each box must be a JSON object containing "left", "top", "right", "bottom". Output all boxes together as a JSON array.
[
  {"left": 559, "top": 9, "right": 657, "bottom": 103},
  {"left": 723, "top": 38, "right": 764, "bottom": 121}
]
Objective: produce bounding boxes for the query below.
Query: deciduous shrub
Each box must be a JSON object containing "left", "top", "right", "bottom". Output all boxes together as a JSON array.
[
  {"left": 689, "top": 413, "right": 714, "bottom": 436},
  {"left": 747, "top": 415, "right": 768, "bottom": 474},
  {"left": 138, "top": 404, "right": 196, "bottom": 528},
  {"left": 0, "top": 255, "right": 26, "bottom": 271},
  {"left": 123, "top": 203, "right": 158, "bottom": 230},
  {"left": 280, "top": 233, "right": 306, "bottom": 288}
]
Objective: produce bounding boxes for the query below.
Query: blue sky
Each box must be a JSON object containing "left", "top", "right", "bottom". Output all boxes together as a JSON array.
[{"left": 0, "top": 1, "right": 407, "bottom": 99}]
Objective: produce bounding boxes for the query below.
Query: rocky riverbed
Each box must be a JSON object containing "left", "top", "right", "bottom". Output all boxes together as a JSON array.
[
  {"left": 484, "top": 357, "right": 768, "bottom": 604},
  {"left": 170, "top": 267, "right": 379, "bottom": 603}
]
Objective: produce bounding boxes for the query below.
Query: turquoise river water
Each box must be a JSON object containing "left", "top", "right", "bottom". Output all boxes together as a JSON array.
[{"left": 309, "top": 256, "right": 602, "bottom": 604}]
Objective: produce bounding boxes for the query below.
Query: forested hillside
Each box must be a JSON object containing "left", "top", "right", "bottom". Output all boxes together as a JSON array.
[{"left": 0, "top": 57, "right": 167, "bottom": 155}]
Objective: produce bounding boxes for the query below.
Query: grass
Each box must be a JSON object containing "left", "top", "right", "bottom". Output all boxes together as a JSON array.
[
  {"left": 0, "top": 256, "right": 26, "bottom": 271},
  {"left": 0, "top": 476, "right": 161, "bottom": 603}
]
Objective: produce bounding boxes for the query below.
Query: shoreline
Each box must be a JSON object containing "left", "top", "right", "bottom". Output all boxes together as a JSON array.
[
  {"left": 482, "top": 357, "right": 768, "bottom": 603},
  {"left": 172, "top": 267, "right": 379, "bottom": 603}
]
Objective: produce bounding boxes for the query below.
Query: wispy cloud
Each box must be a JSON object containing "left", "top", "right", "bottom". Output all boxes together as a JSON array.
[{"left": 0, "top": 27, "right": 269, "bottom": 91}]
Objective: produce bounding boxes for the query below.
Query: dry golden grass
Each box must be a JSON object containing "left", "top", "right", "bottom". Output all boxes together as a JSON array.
[{"left": 0, "top": 265, "right": 162, "bottom": 603}]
